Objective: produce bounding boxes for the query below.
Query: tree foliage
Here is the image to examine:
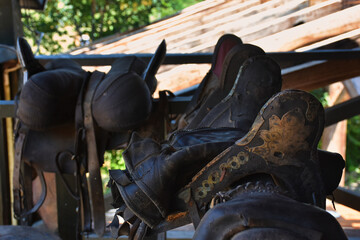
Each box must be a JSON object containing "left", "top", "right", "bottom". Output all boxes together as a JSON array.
[
  {"left": 347, "top": 116, "right": 360, "bottom": 172},
  {"left": 22, "top": 0, "right": 203, "bottom": 54}
]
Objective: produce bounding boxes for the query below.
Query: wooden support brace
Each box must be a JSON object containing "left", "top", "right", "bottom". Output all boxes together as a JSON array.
[
  {"left": 252, "top": 4, "right": 360, "bottom": 51},
  {"left": 282, "top": 59, "right": 360, "bottom": 91}
]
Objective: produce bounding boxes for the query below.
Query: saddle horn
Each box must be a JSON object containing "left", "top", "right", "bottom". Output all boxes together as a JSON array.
[{"left": 142, "top": 39, "right": 166, "bottom": 94}]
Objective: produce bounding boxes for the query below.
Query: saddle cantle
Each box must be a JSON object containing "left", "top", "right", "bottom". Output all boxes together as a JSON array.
[
  {"left": 177, "top": 34, "right": 243, "bottom": 129},
  {"left": 193, "top": 55, "right": 282, "bottom": 130},
  {"left": 178, "top": 34, "right": 269, "bottom": 130}
]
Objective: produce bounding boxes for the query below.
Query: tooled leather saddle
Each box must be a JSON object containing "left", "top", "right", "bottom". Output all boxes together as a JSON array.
[
  {"left": 108, "top": 34, "right": 347, "bottom": 240},
  {"left": 14, "top": 34, "right": 347, "bottom": 240}
]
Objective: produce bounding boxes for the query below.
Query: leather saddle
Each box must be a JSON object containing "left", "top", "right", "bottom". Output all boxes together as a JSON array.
[
  {"left": 194, "top": 190, "right": 347, "bottom": 240},
  {"left": 13, "top": 37, "right": 166, "bottom": 236},
  {"left": 108, "top": 35, "right": 346, "bottom": 239}
]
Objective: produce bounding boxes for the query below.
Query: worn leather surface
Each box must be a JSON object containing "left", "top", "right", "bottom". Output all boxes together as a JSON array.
[
  {"left": 180, "top": 90, "right": 327, "bottom": 211},
  {"left": 193, "top": 55, "right": 282, "bottom": 130},
  {"left": 109, "top": 169, "right": 163, "bottom": 228},
  {"left": 108, "top": 127, "right": 248, "bottom": 230},
  {"left": 193, "top": 191, "right": 347, "bottom": 240},
  {"left": 107, "top": 38, "right": 346, "bottom": 239},
  {"left": 21, "top": 122, "right": 77, "bottom": 173},
  {"left": 318, "top": 149, "right": 345, "bottom": 195},
  {"left": 17, "top": 59, "right": 86, "bottom": 130},
  {"left": 113, "top": 128, "right": 245, "bottom": 227},
  {"left": 14, "top": 38, "right": 160, "bottom": 234},
  {"left": 110, "top": 44, "right": 283, "bottom": 233},
  {"left": 177, "top": 34, "right": 243, "bottom": 129},
  {"left": 180, "top": 38, "right": 269, "bottom": 130},
  {"left": 92, "top": 56, "right": 153, "bottom": 132},
  {"left": 16, "top": 52, "right": 155, "bottom": 173}
]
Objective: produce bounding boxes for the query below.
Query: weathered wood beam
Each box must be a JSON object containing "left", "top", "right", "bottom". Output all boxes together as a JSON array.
[
  {"left": 125, "top": 0, "right": 262, "bottom": 54},
  {"left": 0, "top": 0, "right": 23, "bottom": 226},
  {"left": 296, "top": 28, "right": 360, "bottom": 52},
  {"left": 73, "top": 0, "right": 344, "bottom": 55},
  {"left": 252, "top": 4, "right": 360, "bottom": 51},
  {"left": 321, "top": 83, "right": 349, "bottom": 186},
  {"left": 343, "top": 78, "right": 360, "bottom": 98},
  {"left": 0, "top": 100, "right": 15, "bottom": 118},
  {"left": 141, "top": 0, "right": 231, "bottom": 30},
  {"left": 38, "top": 49, "right": 360, "bottom": 67},
  {"left": 239, "top": 0, "right": 342, "bottom": 43},
  {"left": 74, "top": 0, "right": 245, "bottom": 55},
  {"left": 325, "top": 95, "right": 360, "bottom": 127},
  {"left": 165, "top": 0, "right": 298, "bottom": 53},
  {"left": 333, "top": 187, "right": 360, "bottom": 212},
  {"left": 282, "top": 59, "right": 360, "bottom": 91},
  {"left": 0, "top": 0, "right": 23, "bottom": 46},
  {"left": 3, "top": 92, "right": 360, "bottom": 123}
]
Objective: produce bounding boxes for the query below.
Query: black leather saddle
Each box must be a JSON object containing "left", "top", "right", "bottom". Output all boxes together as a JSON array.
[
  {"left": 107, "top": 35, "right": 346, "bottom": 240},
  {"left": 13, "top": 37, "right": 166, "bottom": 236}
]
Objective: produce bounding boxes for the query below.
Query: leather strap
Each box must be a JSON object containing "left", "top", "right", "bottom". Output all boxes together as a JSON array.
[
  {"left": 13, "top": 122, "right": 27, "bottom": 219},
  {"left": 79, "top": 171, "right": 92, "bottom": 232},
  {"left": 83, "top": 71, "right": 106, "bottom": 236},
  {"left": 188, "top": 197, "right": 201, "bottom": 229},
  {"left": 74, "top": 78, "right": 93, "bottom": 233},
  {"left": 13, "top": 123, "right": 47, "bottom": 222},
  {"left": 74, "top": 127, "right": 92, "bottom": 233},
  {"left": 23, "top": 167, "right": 47, "bottom": 218}
]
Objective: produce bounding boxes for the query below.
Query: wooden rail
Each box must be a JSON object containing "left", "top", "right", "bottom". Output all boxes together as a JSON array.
[
  {"left": 1, "top": 50, "right": 360, "bottom": 239},
  {"left": 37, "top": 49, "right": 360, "bottom": 66}
]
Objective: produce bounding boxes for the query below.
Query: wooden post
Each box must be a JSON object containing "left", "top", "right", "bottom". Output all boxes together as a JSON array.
[
  {"left": 0, "top": 0, "right": 23, "bottom": 226},
  {"left": 0, "top": 119, "right": 11, "bottom": 225},
  {"left": 0, "top": 0, "right": 23, "bottom": 45},
  {"left": 321, "top": 82, "right": 349, "bottom": 187},
  {"left": 56, "top": 173, "right": 81, "bottom": 240}
]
